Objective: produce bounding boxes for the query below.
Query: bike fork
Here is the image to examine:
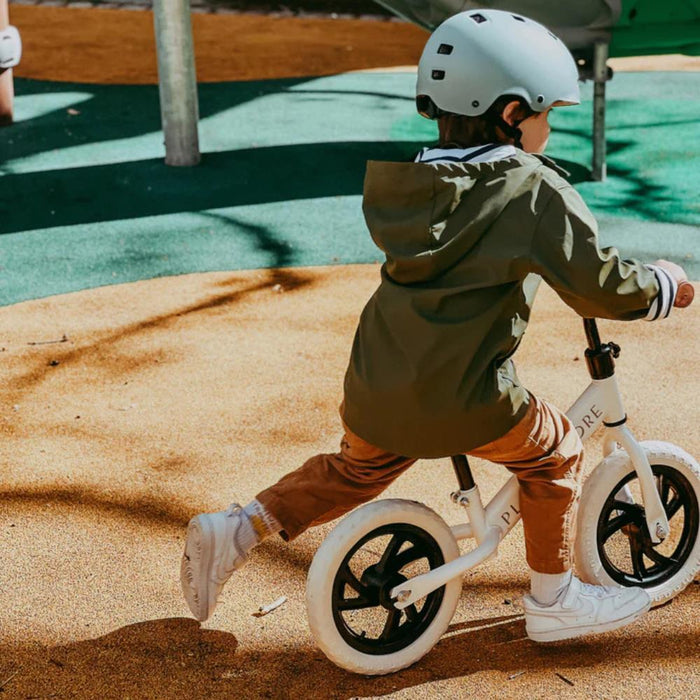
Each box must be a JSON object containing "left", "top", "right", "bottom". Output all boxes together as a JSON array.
[{"left": 609, "top": 426, "right": 670, "bottom": 543}]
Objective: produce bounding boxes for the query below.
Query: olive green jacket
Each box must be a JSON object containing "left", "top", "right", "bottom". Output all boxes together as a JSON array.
[{"left": 341, "top": 151, "right": 660, "bottom": 458}]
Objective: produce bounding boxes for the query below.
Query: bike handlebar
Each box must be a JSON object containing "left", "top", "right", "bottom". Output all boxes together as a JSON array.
[{"left": 583, "top": 318, "right": 604, "bottom": 352}]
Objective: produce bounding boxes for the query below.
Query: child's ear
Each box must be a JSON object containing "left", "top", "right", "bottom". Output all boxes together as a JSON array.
[{"left": 501, "top": 100, "right": 523, "bottom": 127}]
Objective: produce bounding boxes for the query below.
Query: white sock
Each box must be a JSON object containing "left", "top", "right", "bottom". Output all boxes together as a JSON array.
[
  {"left": 529, "top": 569, "right": 573, "bottom": 606},
  {"left": 239, "top": 499, "right": 282, "bottom": 552}
]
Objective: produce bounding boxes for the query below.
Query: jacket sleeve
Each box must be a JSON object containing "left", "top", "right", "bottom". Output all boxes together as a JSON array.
[{"left": 529, "top": 183, "right": 675, "bottom": 321}]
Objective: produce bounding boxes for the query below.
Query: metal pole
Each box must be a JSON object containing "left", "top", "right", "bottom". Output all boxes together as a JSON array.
[
  {"left": 153, "top": 0, "right": 200, "bottom": 166},
  {"left": 592, "top": 41, "right": 608, "bottom": 182},
  {"left": 0, "top": 0, "right": 14, "bottom": 126}
]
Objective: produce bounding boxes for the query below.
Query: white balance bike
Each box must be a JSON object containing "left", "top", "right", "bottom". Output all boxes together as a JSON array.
[{"left": 306, "top": 317, "right": 700, "bottom": 675}]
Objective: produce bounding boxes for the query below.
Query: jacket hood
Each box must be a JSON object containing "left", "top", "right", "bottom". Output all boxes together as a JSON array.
[{"left": 362, "top": 152, "right": 567, "bottom": 284}]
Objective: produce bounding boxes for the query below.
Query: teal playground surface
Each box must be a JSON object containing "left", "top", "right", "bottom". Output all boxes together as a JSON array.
[{"left": 0, "top": 70, "right": 698, "bottom": 306}]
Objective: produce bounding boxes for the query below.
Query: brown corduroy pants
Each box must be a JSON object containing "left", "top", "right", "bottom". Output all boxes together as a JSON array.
[{"left": 256, "top": 394, "right": 583, "bottom": 574}]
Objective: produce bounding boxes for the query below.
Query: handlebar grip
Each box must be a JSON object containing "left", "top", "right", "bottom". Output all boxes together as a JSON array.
[{"left": 675, "top": 281, "right": 695, "bottom": 308}]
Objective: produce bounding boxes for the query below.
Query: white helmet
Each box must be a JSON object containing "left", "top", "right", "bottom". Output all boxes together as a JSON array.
[{"left": 416, "top": 9, "right": 580, "bottom": 120}]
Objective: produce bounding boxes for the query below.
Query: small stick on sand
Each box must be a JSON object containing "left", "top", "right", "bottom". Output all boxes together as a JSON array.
[
  {"left": 27, "top": 334, "right": 69, "bottom": 346},
  {"left": 0, "top": 668, "right": 19, "bottom": 692},
  {"left": 555, "top": 672, "right": 575, "bottom": 686},
  {"left": 508, "top": 671, "right": 526, "bottom": 680},
  {"left": 253, "top": 595, "right": 287, "bottom": 617}
]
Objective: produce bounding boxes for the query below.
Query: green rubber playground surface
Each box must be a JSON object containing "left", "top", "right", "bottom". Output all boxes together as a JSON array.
[{"left": 1, "top": 70, "right": 699, "bottom": 306}]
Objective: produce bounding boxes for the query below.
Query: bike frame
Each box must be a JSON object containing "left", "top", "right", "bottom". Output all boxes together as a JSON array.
[{"left": 390, "top": 320, "right": 671, "bottom": 610}]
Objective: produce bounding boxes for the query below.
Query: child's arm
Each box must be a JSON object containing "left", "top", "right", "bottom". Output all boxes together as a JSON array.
[{"left": 529, "top": 184, "right": 690, "bottom": 320}]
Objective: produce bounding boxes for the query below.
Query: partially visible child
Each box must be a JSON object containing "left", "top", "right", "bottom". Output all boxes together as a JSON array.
[{"left": 180, "top": 10, "right": 689, "bottom": 643}]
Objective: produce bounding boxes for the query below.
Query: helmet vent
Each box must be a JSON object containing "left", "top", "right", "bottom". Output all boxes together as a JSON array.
[
  {"left": 512, "top": 15, "right": 525, "bottom": 22},
  {"left": 469, "top": 13, "right": 487, "bottom": 24},
  {"left": 437, "top": 43, "right": 453, "bottom": 55},
  {"left": 431, "top": 69, "right": 446, "bottom": 80}
]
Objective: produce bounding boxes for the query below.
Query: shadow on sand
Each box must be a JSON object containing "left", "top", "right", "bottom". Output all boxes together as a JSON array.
[{"left": 3, "top": 586, "right": 698, "bottom": 699}]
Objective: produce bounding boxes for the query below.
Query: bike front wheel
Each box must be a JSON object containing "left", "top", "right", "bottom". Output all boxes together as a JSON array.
[
  {"left": 306, "top": 499, "right": 461, "bottom": 675},
  {"left": 576, "top": 441, "right": 700, "bottom": 605}
]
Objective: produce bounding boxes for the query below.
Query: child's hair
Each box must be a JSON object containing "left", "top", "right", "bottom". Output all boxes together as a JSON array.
[{"left": 437, "top": 94, "right": 535, "bottom": 148}]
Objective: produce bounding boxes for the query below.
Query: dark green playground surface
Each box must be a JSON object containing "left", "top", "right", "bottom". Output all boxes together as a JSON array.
[{"left": 0, "top": 70, "right": 698, "bottom": 306}]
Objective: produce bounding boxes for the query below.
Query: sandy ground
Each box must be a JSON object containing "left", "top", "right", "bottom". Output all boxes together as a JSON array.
[
  {"left": 10, "top": 5, "right": 426, "bottom": 84},
  {"left": 2, "top": 6, "right": 699, "bottom": 699},
  {"left": 1, "top": 267, "right": 698, "bottom": 698}
]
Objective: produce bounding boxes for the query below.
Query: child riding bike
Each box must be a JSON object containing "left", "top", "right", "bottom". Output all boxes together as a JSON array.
[{"left": 180, "top": 9, "right": 691, "bottom": 643}]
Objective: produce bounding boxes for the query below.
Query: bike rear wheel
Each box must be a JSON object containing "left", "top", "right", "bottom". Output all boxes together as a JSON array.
[{"left": 306, "top": 499, "right": 461, "bottom": 675}]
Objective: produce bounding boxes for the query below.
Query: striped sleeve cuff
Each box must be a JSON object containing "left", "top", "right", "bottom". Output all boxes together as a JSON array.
[{"left": 644, "top": 265, "right": 678, "bottom": 321}]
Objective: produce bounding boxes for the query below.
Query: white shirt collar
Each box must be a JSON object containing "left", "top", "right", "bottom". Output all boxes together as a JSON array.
[{"left": 415, "top": 143, "right": 517, "bottom": 165}]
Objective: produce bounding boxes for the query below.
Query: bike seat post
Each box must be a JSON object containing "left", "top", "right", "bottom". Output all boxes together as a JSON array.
[
  {"left": 450, "top": 455, "right": 490, "bottom": 544},
  {"left": 450, "top": 454, "right": 475, "bottom": 491}
]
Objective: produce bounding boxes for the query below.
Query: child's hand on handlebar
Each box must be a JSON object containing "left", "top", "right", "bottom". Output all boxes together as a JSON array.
[{"left": 653, "top": 259, "right": 695, "bottom": 308}]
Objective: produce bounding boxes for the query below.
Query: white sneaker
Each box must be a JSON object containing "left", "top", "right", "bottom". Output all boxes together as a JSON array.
[
  {"left": 523, "top": 575, "right": 651, "bottom": 643},
  {"left": 180, "top": 503, "right": 249, "bottom": 621}
]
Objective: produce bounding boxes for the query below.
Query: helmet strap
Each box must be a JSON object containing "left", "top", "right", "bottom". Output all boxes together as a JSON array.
[
  {"left": 489, "top": 114, "right": 524, "bottom": 150},
  {"left": 484, "top": 96, "right": 533, "bottom": 150}
]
